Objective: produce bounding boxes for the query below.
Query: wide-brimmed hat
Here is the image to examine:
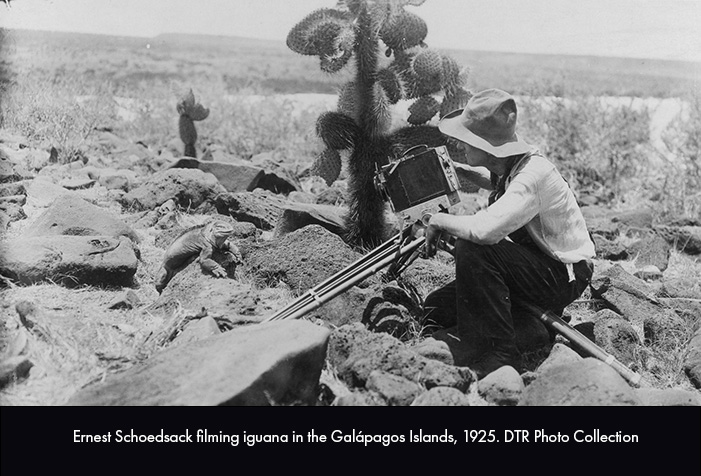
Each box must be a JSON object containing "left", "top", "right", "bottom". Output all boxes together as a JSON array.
[{"left": 438, "top": 88, "right": 532, "bottom": 158}]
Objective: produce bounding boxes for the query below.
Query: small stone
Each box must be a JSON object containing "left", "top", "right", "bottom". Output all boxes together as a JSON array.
[
  {"left": 478, "top": 365, "right": 525, "bottom": 406},
  {"left": 411, "top": 386, "right": 472, "bottom": 406},
  {"left": 0, "top": 357, "right": 33, "bottom": 388},
  {"left": 107, "top": 290, "right": 142, "bottom": 310}
]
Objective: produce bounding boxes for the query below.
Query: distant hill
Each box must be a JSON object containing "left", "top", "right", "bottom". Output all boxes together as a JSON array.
[{"left": 3, "top": 29, "right": 699, "bottom": 97}]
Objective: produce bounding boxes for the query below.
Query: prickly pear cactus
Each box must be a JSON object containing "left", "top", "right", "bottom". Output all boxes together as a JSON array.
[
  {"left": 176, "top": 89, "right": 209, "bottom": 158},
  {"left": 288, "top": 0, "right": 471, "bottom": 247}
]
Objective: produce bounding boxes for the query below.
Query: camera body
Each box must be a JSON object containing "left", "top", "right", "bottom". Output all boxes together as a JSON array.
[{"left": 375, "top": 145, "right": 461, "bottom": 223}]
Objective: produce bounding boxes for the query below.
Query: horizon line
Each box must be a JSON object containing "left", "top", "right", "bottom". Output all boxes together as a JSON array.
[{"left": 3, "top": 26, "right": 701, "bottom": 66}]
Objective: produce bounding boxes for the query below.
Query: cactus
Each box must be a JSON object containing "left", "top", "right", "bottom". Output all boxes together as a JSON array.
[
  {"left": 288, "top": 0, "right": 470, "bottom": 247},
  {"left": 176, "top": 88, "right": 209, "bottom": 158}
]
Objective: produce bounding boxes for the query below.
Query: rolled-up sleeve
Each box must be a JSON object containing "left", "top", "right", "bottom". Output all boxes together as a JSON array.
[{"left": 459, "top": 176, "right": 539, "bottom": 244}]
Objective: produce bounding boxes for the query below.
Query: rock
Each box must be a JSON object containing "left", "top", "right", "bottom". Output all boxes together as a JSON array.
[
  {"left": 536, "top": 343, "right": 583, "bottom": 375},
  {"left": 95, "top": 168, "right": 137, "bottom": 191},
  {"left": 24, "top": 177, "right": 70, "bottom": 207},
  {"left": 411, "top": 386, "right": 473, "bottom": 406},
  {"left": 315, "top": 183, "right": 347, "bottom": 206},
  {"left": 478, "top": 366, "right": 524, "bottom": 406},
  {"left": 635, "top": 388, "right": 701, "bottom": 406},
  {"left": 654, "top": 225, "right": 701, "bottom": 255},
  {"left": 627, "top": 234, "right": 671, "bottom": 271},
  {"left": 633, "top": 266, "right": 663, "bottom": 281},
  {"left": 150, "top": 270, "right": 266, "bottom": 324},
  {"left": 0, "top": 154, "right": 22, "bottom": 183},
  {"left": 683, "top": 327, "right": 701, "bottom": 389},
  {"left": 520, "top": 358, "right": 641, "bottom": 406},
  {"left": 23, "top": 193, "right": 140, "bottom": 243},
  {"left": 328, "top": 323, "right": 475, "bottom": 391},
  {"left": 658, "top": 298, "right": 701, "bottom": 326},
  {"left": 107, "top": 290, "right": 142, "bottom": 310},
  {"left": 274, "top": 202, "right": 347, "bottom": 238},
  {"left": 661, "top": 278, "right": 701, "bottom": 300},
  {"left": 214, "top": 189, "right": 288, "bottom": 230},
  {"left": 0, "top": 235, "right": 138, "bottom": 286},
  {"left": 592, "top": 234, "right": 628, "bottom": 260},
  {"left": 173, "top": 316, "right": 221, "bottom": 346},
  {"left": 0, "top": 357, "right": 33, "bottom": 389},
  {"left": 0, "top": 182, "right": 26, "bottom": 197},
  {"left": 334, "top": 390, "right": 387, "bottom": 406},
  {"left": 168, "top": 157, "right": 265, "bottom": 193},
  {"left": 365, "top": 370, "right": 424, "bottom": 406},
  {"left": 591, "top": 316, "right": 641, "bottom": 367},
  {"left": 288, "top": 191, "right": 315, "bottom": 204},
  {"left": 120, "top": 168, "right": 226, "bottom": 212},
  {"left": 0, "top": 199, "right": 26, "bottom": 225},
  {"left": 66, "top": 320, "right": 330, "bottom": 406},
  {"left": 411, "top": 337, "right": 454, "bottom": 365},
  {"left": 612, "top": 207, "right": 655, "bottom": 230},
  {"left": 581, "top": 205, "right": 619, "bottom": 239},
  {"left": 590, "top": 264, "right": 681, "bottom": 343},
  {"left": 305, "top": 286, "right": 376, "bottom": 328},
  {"left": 245, "top": 225, "right": 364, "bottom": 294}
]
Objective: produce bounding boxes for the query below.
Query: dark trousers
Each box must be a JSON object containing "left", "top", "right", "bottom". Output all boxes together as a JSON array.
[{"left": 423, "top": 239, "right": 592, "bottom": 345}]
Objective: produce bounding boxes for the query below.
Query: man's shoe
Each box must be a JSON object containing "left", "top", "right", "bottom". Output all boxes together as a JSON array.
[{"left": 470, "top": 339, "right": 522, "bottom": 380}]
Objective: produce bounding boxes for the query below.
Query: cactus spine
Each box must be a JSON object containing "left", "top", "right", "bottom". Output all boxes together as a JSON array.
[
  {"left": 176, "top": 88, "right": 209, "bottom": 158},
  {"left": 289, "top": 0, "right": 471, "bottom": 248}
]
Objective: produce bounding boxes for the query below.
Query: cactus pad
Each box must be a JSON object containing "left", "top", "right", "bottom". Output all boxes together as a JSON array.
[
  {"left": 407, "top": 95, "right": 440, "bottom": 125},
  {"left": 310, "top": 148, "right": 343, "bottom": 186},
  {"left": 287, "top": 9, "right": 351, "bottom": 56},
  {"left": 380, "top": 10, "right": 427, "bottom": 51},
  {"left": 412, "top": 49, "right": 443, "bottom": 80},
  {"left": 376, "top": 68, "right": 403, "bottom": 104},
  {"left": 316, "top": 111, "right": 358, "bottom": 150},
  {"left": 176, "top": 89, "right": 209, "bottom": 121},
  {"left": 337, "top": 81, "right": 358, "bottom": 118},
  {"left": 440, "top": 55, "right": 465, "bottom": 92}
]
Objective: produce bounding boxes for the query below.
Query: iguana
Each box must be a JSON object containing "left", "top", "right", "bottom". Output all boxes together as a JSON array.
[{"left": 155, "top": 220, "right": 242, "bottom": 293}]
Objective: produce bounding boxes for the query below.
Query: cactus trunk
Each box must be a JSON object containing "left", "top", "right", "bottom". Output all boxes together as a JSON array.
[{"left": 345, "top": 6, "right": 387, "bottom": 248}]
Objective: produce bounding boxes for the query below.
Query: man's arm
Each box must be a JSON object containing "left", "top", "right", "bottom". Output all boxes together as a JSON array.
[{"left": 424, "top": 179, "right": 539, "bottom": 256}]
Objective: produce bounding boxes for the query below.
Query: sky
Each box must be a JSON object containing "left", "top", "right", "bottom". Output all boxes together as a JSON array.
[{"left": 1, "top": 0, "right": 700, "bottom": 62}]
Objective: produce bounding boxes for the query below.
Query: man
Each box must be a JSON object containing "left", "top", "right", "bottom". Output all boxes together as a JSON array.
[{"left": 422, "top": 88, "right": 595, "bottom": 379}]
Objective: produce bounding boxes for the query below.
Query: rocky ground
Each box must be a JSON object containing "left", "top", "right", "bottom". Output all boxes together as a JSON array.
[{"left": 1, "top": 128, "right": 700, "bottom": 406}]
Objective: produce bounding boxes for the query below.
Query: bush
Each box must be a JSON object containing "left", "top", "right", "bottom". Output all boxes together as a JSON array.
[
  {"left": 659, "top": 92, "right": 701, "bottom": 220},
  {"left": 519, "top": 95, "right": 651, "bottom": 202}
]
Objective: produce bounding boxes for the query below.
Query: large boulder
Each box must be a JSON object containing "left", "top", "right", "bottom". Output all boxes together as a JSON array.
[
  {"left": 66, "top": 320, "right": 330, "bottom": 406},
  {"left": 274, "top": 202, "right": 347, "bottom": 238},
  {"left": 215, "top": 189, "right": 289, "bottom": 230},
  {"left": 520, "top": 358, "right": 641, "bottom": 406},
  {"left": 654, "top": 225, "right": 701, "bottom": 255},
  {"left": 328, "top": 323, "right": 475, "bottom": 391},
  {"left": 168, "top": 157, "right": 265, "bottom": 193},
  {"left": 0, "top": 235, "right": 137, "bottom": 286},
  {"left": 245, "top": 225, "right": 364, "bottom": 294},
  {"left": 120, "top": 168, "right": 226, "bottom": 211},
  {"left": 23, "top": 193, "right": 139, "bottom": 243},
  {"left": 590, "top": 264, "right": 684, "bottom": 343}
]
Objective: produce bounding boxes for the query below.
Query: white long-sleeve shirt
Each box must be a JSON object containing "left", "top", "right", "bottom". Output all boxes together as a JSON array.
[{"left": 442, "top": 153, "right": 595, "bottom": 264}]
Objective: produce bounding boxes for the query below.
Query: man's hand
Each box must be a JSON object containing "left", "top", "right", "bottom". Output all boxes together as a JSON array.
[{"left": 423, "top": 216, "right": 443, "bottom": 258}]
